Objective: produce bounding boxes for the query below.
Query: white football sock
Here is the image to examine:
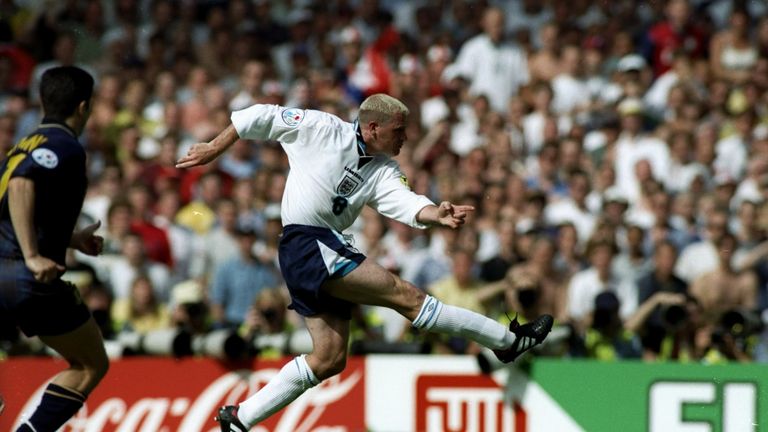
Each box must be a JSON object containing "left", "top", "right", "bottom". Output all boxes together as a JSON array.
[
  {"left": 412, "top": 295, "right": 516, "bottom": 350},
  {"left": 237, "top": 354, "right": 319, "bottom": 427}
]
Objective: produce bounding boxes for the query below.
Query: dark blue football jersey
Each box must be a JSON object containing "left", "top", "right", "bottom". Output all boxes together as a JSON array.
[{"left": 0, "top": 121, "right": 87, "bottom": 264}]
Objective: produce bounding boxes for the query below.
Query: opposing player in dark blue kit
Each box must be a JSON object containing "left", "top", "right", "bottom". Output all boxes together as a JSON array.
[{"left": 0, "top": 66, "right": 108, "bottom": 432}]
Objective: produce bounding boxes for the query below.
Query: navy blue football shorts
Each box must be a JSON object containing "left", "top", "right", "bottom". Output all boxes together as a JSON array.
[
  {"left": 278, "top": 224, "right": 366, "bottom": 320},
  {"left": 0, "top": 258, "right": 91, "bottom": 337}
]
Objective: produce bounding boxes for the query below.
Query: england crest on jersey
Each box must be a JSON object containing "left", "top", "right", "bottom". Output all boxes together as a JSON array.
[{"left": 336, "top": 174, "right": 360, "bottom": 197}]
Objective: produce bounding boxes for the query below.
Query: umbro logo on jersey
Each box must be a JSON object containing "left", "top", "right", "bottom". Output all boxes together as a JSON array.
[{"left": 281, "top": 108, "right": 305, "bottom": 127}]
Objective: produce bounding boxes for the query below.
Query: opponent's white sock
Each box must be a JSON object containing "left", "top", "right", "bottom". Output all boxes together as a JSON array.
[
  {"left": 237, "top": 354, "right": 320, "bottom": 427},
  {"left": 412, "top": 295, "right": 515, "bottom": 350}
]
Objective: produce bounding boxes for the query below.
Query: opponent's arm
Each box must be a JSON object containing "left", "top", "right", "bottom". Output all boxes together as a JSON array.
[
  {"left": 176, "top": 124, "right": 239, "bottom": 168},
  {"left": 416, "top": 201, "right": 475, "bottom": 229},
  {"left": 8, "top": 177, "right": 64, "bottom": 282}
]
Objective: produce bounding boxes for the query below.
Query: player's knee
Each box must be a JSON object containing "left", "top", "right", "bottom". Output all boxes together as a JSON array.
[
  {"left": 311, "top": 350, "right": 347, "bottom": 381},
  {"left": 84, "top": 351, "right": 109, "bottom": 385}
]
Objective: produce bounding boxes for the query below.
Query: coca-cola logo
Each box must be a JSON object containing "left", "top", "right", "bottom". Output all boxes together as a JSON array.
[{"left": 12, "top": 363, "right": 364, "bottom": 432}]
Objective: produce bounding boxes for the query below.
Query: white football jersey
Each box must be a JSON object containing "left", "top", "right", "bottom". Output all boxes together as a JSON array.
[{"left": 231, "top": 104, "right": 435, "bottom": 232}]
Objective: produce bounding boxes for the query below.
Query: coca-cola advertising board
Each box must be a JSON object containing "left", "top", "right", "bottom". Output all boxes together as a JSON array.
[{"left": 1, "top": 357, "right": 365, "bottom": 431}]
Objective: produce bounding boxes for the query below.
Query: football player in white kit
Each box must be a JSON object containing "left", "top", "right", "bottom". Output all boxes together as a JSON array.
[{"left": 177, "top": 94, "right": 553, "bottom": 432}]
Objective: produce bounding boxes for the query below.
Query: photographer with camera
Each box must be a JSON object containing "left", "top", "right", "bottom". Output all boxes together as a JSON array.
[
  {"left": 625, "top": 290, "right": 706, "bottom": 361},
  {"left": 581, "top": 291, "right": 642, "bottom": 361},
  {"left": 705, "top": 308, "right": 762, "bottom": 363}
]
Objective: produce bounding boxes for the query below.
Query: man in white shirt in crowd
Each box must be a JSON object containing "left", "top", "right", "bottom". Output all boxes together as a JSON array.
[
  {"left": 613, "top": 97, "right": 671, "bottom": 202},
  {"left": 567, "top": 238, "right": 637, "bottom": 331},
  {"left": 177, "top": 94, "right": 553, "bottom": 432},
  {"left": 443, "top": 7, "right": 529, "bottom": 114}
]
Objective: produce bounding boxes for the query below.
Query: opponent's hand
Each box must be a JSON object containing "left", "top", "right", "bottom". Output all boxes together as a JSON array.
[
  {"left": 436, "top": 201, "right": 475, "bottom": 229},
  {"left": 176, "top": 142, "right": 223, "bottom": 168},
  {"left": 73, "top": 220, "right": 104, "bottom": 256},
  {"left": 25, "top": 255, "right": 65, "bottom": 283}
]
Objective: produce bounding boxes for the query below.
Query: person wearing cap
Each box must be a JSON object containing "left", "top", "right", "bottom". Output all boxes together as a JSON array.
[
  {"left": 177, "top": 93, "right": 553, "bottom": 431},
  {"left": 613, "top": 97, "right": 671, "bottom": 203}
]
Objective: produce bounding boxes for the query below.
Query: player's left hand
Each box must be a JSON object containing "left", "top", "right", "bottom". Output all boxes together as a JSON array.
[
  {"left": 73, "top": 220, "right": 104, "bottom": 256},
  {"left": 436, "top": 201, "right": 475, "bottom": 229},
  {"left": 176, "top": 142, "right": 224, "bottom": 168}
]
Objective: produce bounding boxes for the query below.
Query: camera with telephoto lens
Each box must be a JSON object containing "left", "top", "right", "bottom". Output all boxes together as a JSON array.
[
  {"left": 660, "top": 304, "right": 688, "bottom": 330},
  {"left": 719, "top": 309, "right": 763, "bottom": 339},
  {"left": 516, "top": 285, "right": 540, "bottom": 309}
]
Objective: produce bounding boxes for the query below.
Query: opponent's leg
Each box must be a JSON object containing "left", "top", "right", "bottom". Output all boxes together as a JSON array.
[
  {"left": 218, "top": 313, "right": 350, "bottom": 431},
  {"left": 17, "top": 317, "right": 108, "bottom": 432},
  {"left": 323, "top": 259, "right": 552, "bottom": 361}
]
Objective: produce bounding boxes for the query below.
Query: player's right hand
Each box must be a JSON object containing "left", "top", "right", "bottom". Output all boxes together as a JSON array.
[
  {"left": 25, "top": 255, "right": 65, "bottom": 283},
  {"left": 176, "top": 142, "right": 222, "bottom": 168}
]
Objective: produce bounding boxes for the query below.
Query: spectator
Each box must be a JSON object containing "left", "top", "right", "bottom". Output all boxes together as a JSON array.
[
  {"left": 613, "top": 97, "right": 671, "bottom": 202},
  {"left": 710, "top": 7, "right": 758, "bottom": 85},
  {"left": 632, "top": 241, "right": 689, "bottom": 354},
  {"left": 176, "top": 171, "right": 224, "bottom": 235},
  {"left": 126, "top": 182, "right": 173, "bottom": 267},
  {"left": 545, "top": 169, "right": 596, "bottom": 244},
  {"left": 105, "top": 232, "right": 172, "bottom": 303},
  {"left": 509, "top": 236, "right": 568, "bottom": 321},
  {"left": 581, "top": 292, "right": 642, "bottom": 361},
  {"left": 689, "top": 232, "right": 757, "bottom": 321},
  {"left": 209, "top": 227, "right": 278, "bottom": 328},
  {"left": 111, "top": 274, "right": 171, "bottom": 334},
  {"left": 528, "top": 22, "right": 561, "bottom": 82},
  {"left": 445, "top": 7, "right": 529, "bottom": 114},
  {"left": 567, "top": 238, "right": 636, "bottom": 329},
  {"left": 551, "top": 44, "right": 591, "bottom": 117},
  {"left": 675, "top": 209, "right": 729, "bottom": 283},
  {"left": 644, "top": 0, "right": 707, "bottom": 76}
]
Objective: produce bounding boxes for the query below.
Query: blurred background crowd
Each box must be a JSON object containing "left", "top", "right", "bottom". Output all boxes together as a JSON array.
[{"left": 2, "top": 0, "right": 768, "bottom": 364}]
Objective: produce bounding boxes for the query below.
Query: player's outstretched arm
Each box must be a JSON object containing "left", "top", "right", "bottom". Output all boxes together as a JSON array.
[
  {"left": 8, "top": 177, "right": 65, "bottom": 283},
  {"left": 176, "top": 124, "right": 240, "bottom": 168},
  {"left": 416, "top": 201, "right": 475, "bottom": 229}
]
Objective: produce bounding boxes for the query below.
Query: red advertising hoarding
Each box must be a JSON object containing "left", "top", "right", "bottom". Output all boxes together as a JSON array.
[{"left": 0, "top": 357, "right": 365, "bottom": 431}]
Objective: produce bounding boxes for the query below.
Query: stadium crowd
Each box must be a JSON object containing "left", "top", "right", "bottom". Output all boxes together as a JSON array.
[{"left": 2, "top": 0, "right": 768, "bottom": 364}]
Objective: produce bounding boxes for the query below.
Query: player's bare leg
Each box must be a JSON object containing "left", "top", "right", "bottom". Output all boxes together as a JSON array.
[
  {"left": 324, "top": 258, "right": 553, "bottom": 361},
  {"left": 217, "top": 313, "right": 350, "bottom": 431},
  {"left": 17, "top": 318, "right": 108, "bottom": 432},
  {"left": 38, "top": 318, "right": 109, "bottom": 394}
]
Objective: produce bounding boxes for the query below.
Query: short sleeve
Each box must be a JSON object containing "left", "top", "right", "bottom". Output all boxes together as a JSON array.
[
  {"left": 368, "top": 162, "right": 435, "bottom": 229},
  {"left": 11, "top": 146, "right": 62, "bottom": 181},
  {"left": 231, "top": 104, "right": 340, "bottom": 145}
]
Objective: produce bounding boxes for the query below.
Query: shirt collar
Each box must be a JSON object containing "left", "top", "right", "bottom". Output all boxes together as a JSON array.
[
  {"left": 354, "top": 120, "right": 374, "bottom": 169},
  {"left": 354, "top": 119, "right": 368, "bottom": 156},
  {"left": 39, "top": 118, "right": 77, "bottom": 138}
]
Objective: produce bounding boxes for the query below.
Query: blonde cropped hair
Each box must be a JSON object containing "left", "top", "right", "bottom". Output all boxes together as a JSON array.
[{"left": 359, "top": 93, "right": 409, "bottom": 124}]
